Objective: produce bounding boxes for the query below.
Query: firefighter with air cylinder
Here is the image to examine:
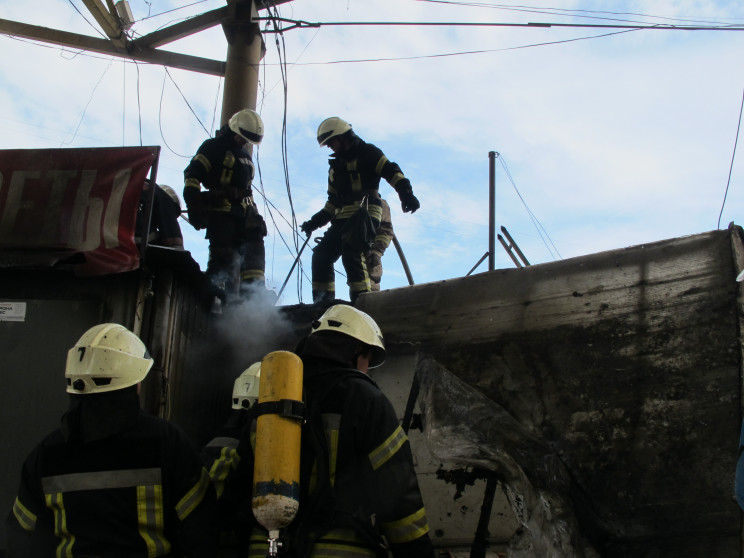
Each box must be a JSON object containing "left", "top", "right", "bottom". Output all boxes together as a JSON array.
[{"left": 247, "top": 305, "right": 435, "bottom": 557}]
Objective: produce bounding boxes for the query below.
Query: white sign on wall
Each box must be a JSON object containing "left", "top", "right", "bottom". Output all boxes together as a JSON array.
[{"left": 0, "top": 302, "right": 27, "bottom": 322}]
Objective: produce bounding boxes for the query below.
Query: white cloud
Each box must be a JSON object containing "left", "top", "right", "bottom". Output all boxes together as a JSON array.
[{"left": 2, "top": 0, "right": 744, "bottom": 304}]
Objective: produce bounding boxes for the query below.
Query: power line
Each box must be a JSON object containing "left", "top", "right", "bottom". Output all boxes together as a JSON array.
[
  {"left": 255, "top": 16, "right": 744, "bottom": 33},
  {"left": 276, "top": 28, "right": 640, "bottom": 66},
  {"left": 414, "top": 1, "right": 744, "bottom": 27},
  {"left": 718, "top": 85, "right": 744, "bottom": 229},
  {"left": 498, "top": 155, "right": 562, "bottom": 260}
]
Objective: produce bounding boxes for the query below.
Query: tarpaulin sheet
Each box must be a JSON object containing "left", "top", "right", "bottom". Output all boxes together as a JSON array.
[{"left": 0, "top": 146, "right": 159, "bottom": 275}]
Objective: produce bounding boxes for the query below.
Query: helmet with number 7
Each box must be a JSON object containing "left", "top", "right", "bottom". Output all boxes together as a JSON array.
[
  {"left": 232, "top": 362, "right": 261, "bottom": 410},
  {"left": 317, "top": 117, "right": 352, "bottom": 147},
  {"left": 65, "top": 323, "right": 154, "bottom": 394},
  {"left": 228, "top": 108, "right": 264, "bottom": 145},
  {"left": 310, "top": 305, "right": 385, "bottom": 367}
]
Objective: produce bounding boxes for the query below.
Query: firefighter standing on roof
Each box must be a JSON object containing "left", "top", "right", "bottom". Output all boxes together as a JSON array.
[
  {"left": 5, "top": 323, "right": 217, "bottom": 557},
  {"left": 184, "top": 108, "right": 267, "bottom": 304},
  {"left": 301, "top": 118, "right": 420, "bottom": 304}
]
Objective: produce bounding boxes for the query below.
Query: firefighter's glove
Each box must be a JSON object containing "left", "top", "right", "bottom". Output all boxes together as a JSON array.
[
  {"left": 187, "top": 204, "right": 209, "bottom": 230},
  {"left": 300, "top": 220, "right": 316, "bottom": 237},
  {"left": 399, "top": 191, "right": 420, "bottom": 214}
]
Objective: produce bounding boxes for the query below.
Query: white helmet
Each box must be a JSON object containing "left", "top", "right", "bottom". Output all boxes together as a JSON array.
[
  {"left": 311, "top": 305, "right": 385, "bottom": 367},
  {"left": 317, "top": 117, "right": 352, "bottom": 147},
  {"left": 228, "top": 108, "right": 264, "bottom": 145},
  {"left": 65, "top": 323, "right": 154, "bottom": 394},
  {"left": 159, "top": 184, "right": 181, "bottom": 209},
  {"left": 232, "top": 362, "right": 261, "bottom": 410}
]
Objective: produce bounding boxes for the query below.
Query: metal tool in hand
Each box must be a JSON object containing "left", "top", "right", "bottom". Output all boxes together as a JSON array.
[{"left": 276, "top": 235, "right": 312, "bottom": 301}]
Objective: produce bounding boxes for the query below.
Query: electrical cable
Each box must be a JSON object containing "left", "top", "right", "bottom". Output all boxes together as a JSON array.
[
  {"left": 60, "top": 59, "right": 113, "bottom": 147},
  {"left": 157, "top": 68, "right": 191, "bottom": 158},
  {"left": 717, "top": 84, "right": 744, "bottom": 229},
  {"left": 267, "top": 28, "right": 642, "bottom": 66},
  {"left": 498, "top": 155, "right": 562, "bottom": 260},
  {"left": 413, "top": 1, "right": 743, "bottom": 27}
]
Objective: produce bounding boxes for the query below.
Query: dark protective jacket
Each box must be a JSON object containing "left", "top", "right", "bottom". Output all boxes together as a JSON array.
[
  {"left": 287, "top": 345, "right": 435, "bottom": 558},
  {"left": 201, "top": 409, "right": 257, "bottom": 557},
  {"left": 6, "top": 388, "right": 218, "bottom": 558},
  {"left": 307, "top": 137, "right": 414, "bottom": 231},
  {"left": 183, "top": 129, "right": 257, "bottom": 217}
]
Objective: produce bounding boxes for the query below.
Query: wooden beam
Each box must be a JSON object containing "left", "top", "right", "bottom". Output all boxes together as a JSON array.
[
  {"left": 81, "top": 0, "right": 122, "bottom": 42},
  {"left": 133, "top": 6, "right": 228, "bottom": 49},
  {"left": 0, "top": 18, "right": 225, "bottom": 76}
]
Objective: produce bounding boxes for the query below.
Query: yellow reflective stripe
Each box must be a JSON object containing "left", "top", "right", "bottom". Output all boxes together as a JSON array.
[
  {"left": 175, "top": 468, "right": 211, "bottom": 521},
  {"left": 367, "top": 205, "right": 383, "bottom": 222},
  {"left": 368, "top": 425, "right": 407, "bottom": 471},
  {"left": 208, "top": 447, "right": 240, "bottom": 499},
  {"left": 184, "top": 178, "right": 201, "bottom": 191},
  {"left": 311, "top": 540, "right": 379, "bottom": 558},
  {"left": 313, "top": 281, "right": 335, "bottom": 292},
  {"left": 374, "top": 233, "right": 393, "bottom": 247},
  {"left": 193, "top": 153, "right": 212, "bottom": 172},
  {"left": 248, "top": 528, "right": 270, "bottom": 558},
  {"left": 241, "top": 270, "right": 266, "bottom": 280},
  {"left": 43, "top": 468, "right": 161, "bottom": 493},
  {"left": 389, "top": 173, "right": 404, "bottom": 187},
  {"left": 12, "top": 497, "right": 37, "bottom": 531},
  {"left": 322, "top": 413, "right": 341, "bottom": 488},
  {"left": 374, "top": 155, "right": 388, "bottom": 176},
  {"left": 137, "top": 484, "right": 170, "bottom": 558},
  {"left": 349, "top": 280, "right": 370, "bottom": 294},
  {"left": 336, "top": 204, "right": 360, "bottom": 218},
  {"left": 381, "top": 507, "right": 430, "bottom": 544},
  {"left": 45, "top": 493, "right": 74, "bottom": 558}
]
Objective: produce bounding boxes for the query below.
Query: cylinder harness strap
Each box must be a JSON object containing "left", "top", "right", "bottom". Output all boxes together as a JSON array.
[{"left": 254, "top": 399, "right": 305, "bottom": 422}]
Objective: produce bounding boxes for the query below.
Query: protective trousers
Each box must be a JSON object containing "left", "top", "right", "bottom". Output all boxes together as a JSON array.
[
  {"left": 312, "top": 219, "right": 371, "bottom": 303},
  {"left": 207, "top": 213, "right": 265, "bottom": 301}
]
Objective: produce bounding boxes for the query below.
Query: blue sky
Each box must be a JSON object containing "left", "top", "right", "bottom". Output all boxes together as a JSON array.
[{"left": 2, "top": 1, "right": 744, "bottom": 304}]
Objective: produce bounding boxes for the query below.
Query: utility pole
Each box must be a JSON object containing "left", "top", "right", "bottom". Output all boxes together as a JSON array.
[
  {"left": 220, "top": 0, "right": 265, "bottom": 131},
  {"left": 488, "top": 151, "right": 497, "bottom": 271}
]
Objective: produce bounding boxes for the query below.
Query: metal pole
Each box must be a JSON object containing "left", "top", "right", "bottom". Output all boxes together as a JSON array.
[
  {"left": 276, "top": 235, "right": 311, "bottom": 300},
  {"left": 488, "top": 151, "right": 497, "bottom": 271}
]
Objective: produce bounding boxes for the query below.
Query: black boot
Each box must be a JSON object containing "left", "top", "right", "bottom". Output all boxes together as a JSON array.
[{"left": 312, "top": 291, "right": 335, "bottom": 305}]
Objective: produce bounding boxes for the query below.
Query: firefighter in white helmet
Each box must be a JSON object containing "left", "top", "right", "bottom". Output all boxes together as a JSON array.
[
  {"left": 184, "top": 108, "right": 268, "bottom": 308},
  {"left": 6, "top": 323, "right": 217, "bottom": 557},
  {"left": 201, "top": 362, "right": 262, "bottom": 555},
  {"left": 135, "top": 179, "right": 184, "bottom": 249},
  {"left": 251, "top": 304, "right": 435, "bottom": 558},
  {"left": 301, "top": 117, "right": 420, "bottom": 304}
]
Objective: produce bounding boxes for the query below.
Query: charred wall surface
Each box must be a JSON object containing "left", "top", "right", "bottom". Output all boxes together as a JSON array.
[{"left": 359, "top": 228, "right": 744, "bottom": 557}]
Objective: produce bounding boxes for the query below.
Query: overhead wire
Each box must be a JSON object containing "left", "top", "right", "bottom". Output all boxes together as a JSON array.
[
  {"left": 717, "top": 84, "right": 744, "bottom": 229},
  {"left": 498, "top": 155, "right": 562, "bottom": 261},
  {"left": 413, "top": 1, "right": 744, "bottom": 27},
  {"left": 60, "top": 59, "right": 113, "bottom": 147},
  {"left": 257, "top": 1, "right": 310, "bottom": 301},
  {"left": 276, "top": 27, "right": 641, "bottom": 66}
]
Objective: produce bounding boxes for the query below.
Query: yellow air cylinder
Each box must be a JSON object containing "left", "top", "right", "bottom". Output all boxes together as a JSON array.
[{"left": 252, "top": 350, "right": 304, "bottom": 549}]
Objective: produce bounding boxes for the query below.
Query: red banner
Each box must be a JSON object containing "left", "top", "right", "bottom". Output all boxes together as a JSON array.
[{"left": 0, "top": 147, "right": 159, "bottom": 275}]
